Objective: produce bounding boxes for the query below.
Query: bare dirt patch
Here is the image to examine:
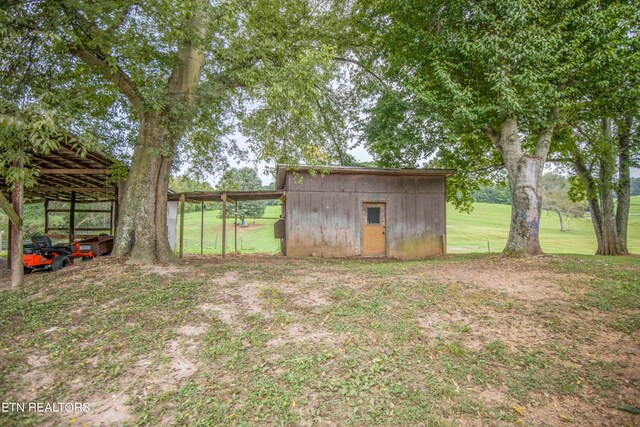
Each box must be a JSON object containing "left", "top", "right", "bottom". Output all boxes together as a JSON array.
[
  {"left": 22, "top": 354, "right": 54, "bottom": 400},
  {"left": 417, "top": 256, "right": 588, "bottom": 302},
  {"left": 58, "top": 394, "right": 132, "bottom": 427},
  {"left": 266, "top": 324, "right": 342, "bottom": 347},
  {"left": 200, "top": 280, "right": 273, "bottom": 328},
  {"left": 176, "top": 323, "right": 208, "bottom": 337}
]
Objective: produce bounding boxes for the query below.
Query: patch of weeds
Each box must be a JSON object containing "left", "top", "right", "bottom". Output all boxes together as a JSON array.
[
  {"left": 330, "top": 284, "right": 351, "bottom": 301},
  {"left": 612, "top": 315, "right": 640, "bottom": 333},
  {"left": 257, "top": 286, "right": 290, "bottom": 309},
  {"left": 584, "top": 280, "right": 639, "bottom": 312},
  {"left": 483, "top": 340, "right": 508, "bottom": 362}
]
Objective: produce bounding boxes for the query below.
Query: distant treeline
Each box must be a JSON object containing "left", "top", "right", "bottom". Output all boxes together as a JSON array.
[{"left": 475, "top": 177, "right": 640, "bottom": 205}]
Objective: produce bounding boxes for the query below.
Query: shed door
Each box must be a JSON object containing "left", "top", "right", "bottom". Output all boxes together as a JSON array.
[{"left": 362, "top": 202, "right": 386, "bottom": 256}]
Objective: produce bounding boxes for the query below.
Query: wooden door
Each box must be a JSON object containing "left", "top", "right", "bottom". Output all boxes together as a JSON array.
[{"left": 362, "top": 202, "right": 386, "bottom": 256}]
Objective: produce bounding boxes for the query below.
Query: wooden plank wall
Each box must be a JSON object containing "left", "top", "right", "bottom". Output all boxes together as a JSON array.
[{"left": 285, "top": 172, "right": 446, "bottom": 258}]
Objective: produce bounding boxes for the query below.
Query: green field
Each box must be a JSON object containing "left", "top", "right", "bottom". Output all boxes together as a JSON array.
[
  {"left": 447, "top": 195, "right": 640, "bottom": 254},
  {"left": 178, "top": 196, "right": 640, "bottom": 255}
]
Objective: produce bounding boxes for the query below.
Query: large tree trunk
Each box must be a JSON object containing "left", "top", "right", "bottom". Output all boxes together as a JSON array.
[
  {"left": 485, "top": 117, "right": 552, "bottom": 256},
  {"left": 112, "top": 112, "right": 177, "bottom": 264},
  {"left": 504, "top": 155, "right": 544, "bottom": 256},
  {"left": 112, "top": 39, "right": 204, "bottom": 265}
]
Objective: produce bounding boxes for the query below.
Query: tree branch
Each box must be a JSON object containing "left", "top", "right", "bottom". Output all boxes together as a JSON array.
[
  {"left": 69, "top": 47, "right": 143, "bottom": 110},
  {"left": 333, "top": 56, "right": 386, "bottom": 86},
  {"left": 481, "top": 126, "right": 499, "bottom": 146},
  {"left": 59, "top": 3, "right": 143, "bottom": 110},
  {"left": 534, "top": 125, "right": 554, "bottom": 159}
]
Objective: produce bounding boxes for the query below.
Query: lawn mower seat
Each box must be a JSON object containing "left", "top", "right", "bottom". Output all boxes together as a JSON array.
[
  {"left": 32, "top": 236, "right": 53, "bottom": 249},
  {"left": 31, "top": 236, "right": 72, "bottom": 256}
]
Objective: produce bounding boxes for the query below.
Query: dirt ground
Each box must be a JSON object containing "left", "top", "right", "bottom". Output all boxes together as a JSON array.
[{"left": 0, "top": 253, "right": 638, "bottom": 426}]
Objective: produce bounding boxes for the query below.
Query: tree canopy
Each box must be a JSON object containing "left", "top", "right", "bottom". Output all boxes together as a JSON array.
[
  {"left": 355, "top": 0, "right": 639, "bottom": 255},
  {"left": 218, "top": 167, "right": 269, "bottom": 219}
]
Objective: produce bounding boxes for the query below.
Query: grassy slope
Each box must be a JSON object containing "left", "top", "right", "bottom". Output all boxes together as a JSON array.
[
  {"left": 0, "top": 255, "right": 637, "bottom": 425},
  {"left": 179, "top": 196, "right": 640, "bottom": 255}
]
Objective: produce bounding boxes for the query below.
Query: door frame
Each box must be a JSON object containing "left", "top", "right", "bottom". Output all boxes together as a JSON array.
[{"left": 360, "top": 200, "right": 387, "bottom": 257}]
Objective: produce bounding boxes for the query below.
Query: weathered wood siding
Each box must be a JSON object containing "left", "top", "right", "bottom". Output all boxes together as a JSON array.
[{"left": 284, "top": 172, "right": 446, "bottom": 258}]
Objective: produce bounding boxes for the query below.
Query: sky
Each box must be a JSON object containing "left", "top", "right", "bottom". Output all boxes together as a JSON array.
[{"left": 209, "top": 135, "right": 374, "bottom": 186}]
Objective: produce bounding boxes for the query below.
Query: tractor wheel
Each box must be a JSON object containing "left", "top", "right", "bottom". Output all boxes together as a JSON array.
[
  {"left": 23, "top": 267, "right": 32, "bottom": 275},
  {"left": 51, "top": 255, "right": 71, "bottom": 272}
]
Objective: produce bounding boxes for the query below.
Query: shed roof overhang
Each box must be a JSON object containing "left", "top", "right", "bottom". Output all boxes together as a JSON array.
[
  {"left": 1, "top": 140, "right": 123, "bottom": 203},
  {"left": 275, "top": 164, "right": 456, "bottom": 190},
  {"left": 167, "top": 190, "right": 284, "bottom": 204}
]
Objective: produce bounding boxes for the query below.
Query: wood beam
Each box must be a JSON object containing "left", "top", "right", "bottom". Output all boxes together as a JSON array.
[
  {"left": 39, "top": 168, "right": 110, "bottom": 175},
  {"left": 10, "top": 177, "right": 24, "bottom": 287},
  {"left": 69, "top": 191, "right": 76, "bottom": 242},
  {"left": 33, "top": 157, "right": 106, "bottom": 187},
  {"left": 110, "top": 201, "right": 114, "bottom": 236},
  {"left": 0, "top": 191, "right": 23, "bottom": 228},
  {"left": 222, "top": 193, "right": 227, "bottom": 258},
  {"left": 44, "top": 199, "right": 49, "bottom": 234},
  {"left": 114, "top": 185, "right": 119, "bottom": 238},
  {"left": 200, "top": 201, "right": 204, "bottom": 255},
  {"left": 47, "top": 209, "right": 113, "bottom": 213},
  {"left": 179, "top": 194, "right": 185, "bottom": 259},
  {"left": 31, "top": 186, "right": 115, "bottom": 193},
  {"left": 6, "top": 221, "right": 11, "bottom": 270}
]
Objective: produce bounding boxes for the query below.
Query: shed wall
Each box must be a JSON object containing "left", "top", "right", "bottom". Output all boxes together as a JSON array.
[{"left": 284, "top": 172, "right": 446, "bottom": 258}]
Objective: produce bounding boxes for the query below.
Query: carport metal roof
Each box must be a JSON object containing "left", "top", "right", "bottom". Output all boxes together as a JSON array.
[{"left": 1, "top": 139, "right": 121, "bottom": 203}]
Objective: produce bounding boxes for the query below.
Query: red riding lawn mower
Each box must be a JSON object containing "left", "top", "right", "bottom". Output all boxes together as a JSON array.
[{"left": 23, "top": 236, "right": 94, "bottom": 274}]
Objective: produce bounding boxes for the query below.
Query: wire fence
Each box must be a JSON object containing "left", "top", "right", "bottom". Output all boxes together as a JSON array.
[{"left": 176, "top": 204, "right": 283, "bottom": 255}]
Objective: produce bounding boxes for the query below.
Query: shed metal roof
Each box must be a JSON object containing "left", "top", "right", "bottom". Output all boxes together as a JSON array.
[
  {"left": 1, "top": 138, "right": 123, "bottom": 203},
  {"left": 275, "top": 164, "right": 455, "bottom": 190}
]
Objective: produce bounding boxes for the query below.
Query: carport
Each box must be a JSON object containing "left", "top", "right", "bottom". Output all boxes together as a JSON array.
[{"left": 1, "top": 139, "right": 123, "bottom": 287}]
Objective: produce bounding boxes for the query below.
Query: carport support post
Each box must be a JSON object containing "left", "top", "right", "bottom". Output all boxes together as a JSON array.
[
  {"left": 69, "top": 191, "right": 76, "bottom": 242},
  {"left": 10, "top": 181, "right": 24, "bottom": 287},
  {"left": 221, "top": 193, "right": 227, "bottom": 257},
  {"left": 234, "top": 202, "right": 238, "bottom": 253},
  {"left": 6, "top": 221, "right": 11, "bottom": 270},
  {"left": 44, "top": 199, "right": 49, "bottom": 234},
  {"left": 179, "top": 194, "right": 185, "bottom": 259},
  {"left": 200, "top": 201, "right": 204, "bottom": 255}
]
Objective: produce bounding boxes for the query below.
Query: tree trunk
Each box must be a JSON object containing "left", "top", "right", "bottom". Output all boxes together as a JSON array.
[
  {"left": 570, "top": 119, "right": 628, "bottom": 256},
  {"left": 111, "top": 36, "right": 204, "bottom": 264},
  {"left": 112, "top": 112, "right": 177, "bottom": 264},
  {"left": 504, "top": 155, "right": 544, "bottom": 256},
  {"left": 485, "top": 117, "right": 551, "bottom": 256},
  {"left": 615, "top": 116, "right": 632, "bottom": 253},
  {"left": 554, "top": 209, "right": 564, "bottom": 232},
  {"left": 596, "top": 185, "right": 626, "bottom": 255}
]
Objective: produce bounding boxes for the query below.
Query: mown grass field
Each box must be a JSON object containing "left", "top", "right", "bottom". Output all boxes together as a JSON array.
[
  {"left": 0, "top": 254, "right": 638, "bottom": 425},
  {"left": 177, "top": 196, "right": 640, "bottom": 255}
]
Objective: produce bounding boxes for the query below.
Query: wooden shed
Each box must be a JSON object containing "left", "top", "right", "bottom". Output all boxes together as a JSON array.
[{"left": 275, "top": 165, "right": 455, "bottom": 259}]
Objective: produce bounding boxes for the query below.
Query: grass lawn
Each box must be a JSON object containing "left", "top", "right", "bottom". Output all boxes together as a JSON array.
[
  {"left": 0, "top": 254, "right": 638, "bottom": 425},
  {"left": 447, "top": 195, "right": 640, "bottom": 254},
  {"left": 178, "top": 196, "right": 640, "bottom": 255}
]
